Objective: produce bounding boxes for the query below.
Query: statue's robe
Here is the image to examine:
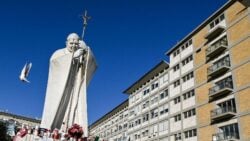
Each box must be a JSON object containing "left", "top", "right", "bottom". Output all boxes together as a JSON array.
[{"left": 41, "top": 47, "right": 97, "bottom": 137}]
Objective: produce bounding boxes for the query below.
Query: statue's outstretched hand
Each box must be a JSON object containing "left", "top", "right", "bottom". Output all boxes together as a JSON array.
[{"left": 73, "top": 48, "right": 85, "bottom": 58}]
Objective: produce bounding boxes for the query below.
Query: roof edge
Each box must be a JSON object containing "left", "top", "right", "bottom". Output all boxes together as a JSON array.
[
  {"left": 123, "top": 60, "right": 169, "bottom": 95},
  {"left": 88, "top": 99, "right": 128, "bottom": 130},
  {"left": 0, "top": 111, "right": 41, "bottom": 123},
  {"left": 165, "top": 0, "right": 237, "bottom": 55}
]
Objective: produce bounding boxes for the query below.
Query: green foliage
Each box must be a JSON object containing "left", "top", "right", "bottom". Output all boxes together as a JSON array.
[{"left": 0, "top": 121, "right": 11, "bottom": 141}]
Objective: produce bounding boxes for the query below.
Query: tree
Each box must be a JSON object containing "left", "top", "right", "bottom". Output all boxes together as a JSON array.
[{"left": 0, "top": 121, "right": 11, "bottom": 141}]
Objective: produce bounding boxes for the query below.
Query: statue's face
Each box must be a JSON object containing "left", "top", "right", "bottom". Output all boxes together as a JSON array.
[{"left": 66, "top": 38, "right": 79, "bottom": 52}]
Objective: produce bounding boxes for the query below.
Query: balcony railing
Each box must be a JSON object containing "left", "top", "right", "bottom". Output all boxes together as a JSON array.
[
  {"left": 205, "top": 25, "right": 225, "bottom": 40},
  {"left": 211, "top": 106, "right": 236, "bottom": 121},
  {"left": 208, "top": 58, "right": 230, "bottom": 78},
  {"left": 206, "top": 38, "right": 228, "bottom": 60},
  {"left": 212, "top": 132, "right": 239, "bottom": 141},
  {"left": 209, "top": 79, "right": 233, "bottom": 99}
]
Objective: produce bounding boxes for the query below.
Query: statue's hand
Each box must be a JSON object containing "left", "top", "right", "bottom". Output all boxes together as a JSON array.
[{"left": 73, "top": 48, "right": 85, "bottom": 58}]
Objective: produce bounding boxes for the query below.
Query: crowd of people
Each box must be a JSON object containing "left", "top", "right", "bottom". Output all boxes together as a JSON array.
[{"left": 11, "top": 123, "right": 96, "bottom": 141}]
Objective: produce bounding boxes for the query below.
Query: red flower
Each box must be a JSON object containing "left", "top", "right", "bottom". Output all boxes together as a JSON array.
[
  {"left": 19, "top": 128, "right": 28, "bottom": 137},
  {"left": 68, "top": 124, "right": 84, "bottom": 138}
]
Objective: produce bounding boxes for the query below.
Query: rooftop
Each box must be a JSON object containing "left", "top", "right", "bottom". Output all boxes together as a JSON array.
[
  {"left": 165, "top": 0, "right": 239, "bottom": 55},
  {"left": 0, "top": 111, "right": 41, "bottom": 124},
  {"left": 123, "top": 60, "right": 169, "bottom": 95},
  {"left": 89, "top": 99, "right": 128, "bottom": 130}
]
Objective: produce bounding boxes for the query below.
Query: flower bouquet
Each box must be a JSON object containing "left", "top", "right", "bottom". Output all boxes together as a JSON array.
[{"left": 68, "top": 124, "right": 84, "bottom": 140}]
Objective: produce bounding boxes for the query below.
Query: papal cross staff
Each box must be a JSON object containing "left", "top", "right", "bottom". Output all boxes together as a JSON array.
[{"left": 81, "top": 10, "right": 91, "bottom": 40}]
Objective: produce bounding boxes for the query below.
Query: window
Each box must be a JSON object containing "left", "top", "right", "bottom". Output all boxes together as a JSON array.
[
  {"left": 130, "top": 95, "right": 135, "bottom": 103},
  {"left": 184, "top": 129, "right": 197, "bottom": 138},
  {"left": 213, "top": 76, "right": 233, "bottom": 93},
  {"left": 149, "top": 125, "right": 158, "bottom": 135},
  {"left": 163, "top": 73, "right": 168, "bottom": 82},
  {"left": 135, "top": 119, "right": 141, "bottom": 126},
  {"left": 215, "top": 98, "right": 236, "bottom": 116},
  {"left": 174, "top": 114, "right": 181, "bottom": 122},
  {"left": 159, "top": 104, "right": 168, "bottom": 115},
  {"left": 183, "top": 90, "right": 195, "bottom": 100},
  {"left": 220, "top": 14, "right": 225, "bottom": 21},
  {"left": 119, "top": 115, "right": 123, "bottom": 120},
  {"left": 164, "top": 108, "right": 168, "bottom": 114},
  {"left": 151, "top": 82, "right": 159, "bottom": 90},
  {"left": 196, "top": 48, "right": 201, "bottom": 53},
  {"left": 142, "top": 129, "right": 149, "bottom": 137},
  {"left": 183, "top": 109, "right": 196, "bottom": 118},
  {"left": 182, "top": 72, "right": 194, "bottom": 82},
  {"left": 129, "top": 122, "right": 134, "bottom": 128},
  {"left": 174, "top": 96, "right": 181, "bottom": 104},
  {"left": 119, "top": 125, "right": 122, "bottom": 130},
  {"left": 134, "top": 133, "right": 140, "bottom": 140},
  {"left": 181, "top": 39, "right": 193, "bottom": 50},
  {"left": 124, "top": 114, "right": 128, "bottom": 117},
  {"left": 173, "top": 64, "right": 180, "bottom": 72},
  {"left": 143, "top": 113, "right": 149, "bottom": 122},
  {"left": 176, "top": 49, "right": 180, "bottom": 54},
  {"left": 174, "top": 80, "right": 180, "bottom": 87},
  {"left": 143, "top": 88, "right": 150, "bottom": 95},
  {"left": 189, "top": 39, "right": 192, "bottom": 46},
  {"left": 182, "top": 55, "right": 193, "bottom": 66},
  {"left": 174, "top": 133, "right": 182, "bottom": 141},
  {"left": 218, "top": 99, "right": 236, "bottom": 109},
  {"left": 151, "top": 96, "right": 158, "bottom": 104},
  {"left": 182, "top": 45, "right": 185, "bottom": 50},
  {"left": 160, "top": 108, "right": 168, "bottom": 115},
  {"left": 209, "top": 13, "right": 225, "bottom": 29},
  {"left": 151, "top": 108, "right": 158, "bottom": 119},
  {"left": 159, "top": 120, "right": 168, "bottom": 132},
  {"left": 160, "top": 93, "right": 164, "bottom": 99},
  {"left": 160, "top": 89, "right": 168, "bottom": 99},
  {"left": 219, "top": 123, "right": 239, "bottom": 139},
  {"left": 142, "top": 101, "right": 149, "bottom": 109},
  {"left": 215, "top": 18, "right": 219, "bottom": 24},
  {"left": 173, "top": 49, "right": 180, "bottom": 57},
  {"left": 123, "top": 123, "right": 127, "bottom": 128},
  {"left": 210, "top": 22, "right": 215, "bottom": 29},
  {"left": 174, "top": 52, "right": 177, "bottom": 57},
  {"left": 130, "top": 110, "right": 135, "bottom": 116}
]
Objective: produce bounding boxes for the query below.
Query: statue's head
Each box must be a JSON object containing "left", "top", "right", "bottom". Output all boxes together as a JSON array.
[{"left": 66, "top": 33, "right": 80, "bottom": 52}]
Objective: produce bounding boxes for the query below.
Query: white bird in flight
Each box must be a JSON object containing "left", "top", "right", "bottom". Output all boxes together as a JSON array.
[{"left": 19, "top": 62, "right": 32, "bottom": 83}]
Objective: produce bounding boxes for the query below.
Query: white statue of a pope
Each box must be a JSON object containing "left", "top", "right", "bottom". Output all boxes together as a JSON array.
[{"left": 41, "top": 33, "right": 97, "bottom": 137}]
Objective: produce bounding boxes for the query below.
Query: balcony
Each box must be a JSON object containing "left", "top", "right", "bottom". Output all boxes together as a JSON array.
[
  {"left": 209, "top": 79, "right": 233, "bottom": 100},
  {"left": 205, "top": 25, "right": 225, "bottom": 40},
  {"left": 206, "top": 38, "right": 228, "bottom": 60},
  {"left": 212, "top": 132, "right": 239, "bottom": 141},
  {"left": 211, "top": 106, "right": 236, "bottom": 122},
  {"left": 208, "top": 58, "right": 230, "bottom": 79}
]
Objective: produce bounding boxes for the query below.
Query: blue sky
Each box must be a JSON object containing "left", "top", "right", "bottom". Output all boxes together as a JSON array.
[{"left": 0, "top": 0, "right": 227, "bottom": 125}]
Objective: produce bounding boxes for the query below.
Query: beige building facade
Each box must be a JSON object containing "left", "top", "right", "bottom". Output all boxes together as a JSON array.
[{"left": 89, "top": 0, "right": 250, "bottom": 141}]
